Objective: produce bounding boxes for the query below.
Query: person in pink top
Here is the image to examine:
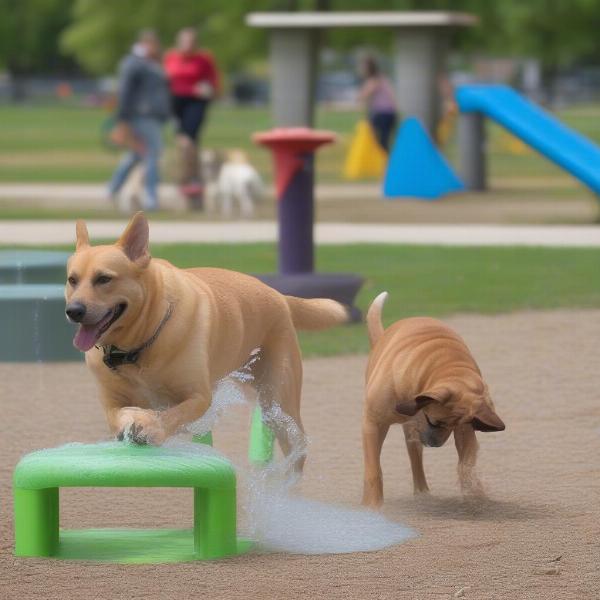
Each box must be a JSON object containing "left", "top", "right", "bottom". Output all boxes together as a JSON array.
[
  {"left": 358, "top": 55, "right": 398, "bottom": 152},
  {"left": 164, "top": 28, "right": 220, "bottom": 207}
]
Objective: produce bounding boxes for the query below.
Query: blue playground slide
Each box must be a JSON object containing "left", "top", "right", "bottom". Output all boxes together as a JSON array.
[{"left": 456, "top": 84, "right": 600, "bottom": 195}]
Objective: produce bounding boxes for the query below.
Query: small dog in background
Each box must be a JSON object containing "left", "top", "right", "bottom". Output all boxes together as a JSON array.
[
  {"left": 202, "top": 149, "right": 264, "bottom": 218},
  {"left": 362, "top": 292, "right": 505, "bottom": 508}
]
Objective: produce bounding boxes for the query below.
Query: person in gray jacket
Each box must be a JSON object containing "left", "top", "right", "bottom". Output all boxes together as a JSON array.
[{"left": 108, "top": 30, "right": 171, "bottom": 211}]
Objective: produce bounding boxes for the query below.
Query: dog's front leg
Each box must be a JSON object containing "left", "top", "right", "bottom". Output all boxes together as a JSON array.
[
  {"left": 454, "top": 424, "right": 485, "bottom": 497},
  {"left": 159, "top": 391, "right": 212, "bottom": 439},
  {"left": 402, "top": 421, "right": 430, "bottom": 495},
  {"left": 361, "top": 418, "right": 389, "bottom": 508}
]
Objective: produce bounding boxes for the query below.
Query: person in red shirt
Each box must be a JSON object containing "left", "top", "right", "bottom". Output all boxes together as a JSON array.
[{"left": 164, "top": 27, "right": 220, "bottom": 208}]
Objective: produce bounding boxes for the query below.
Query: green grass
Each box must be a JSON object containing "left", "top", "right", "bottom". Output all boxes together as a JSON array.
[
  {"left": 1, "top": 102, "right": 599, "bottom": 184},
  {"left": 0, "top": 104, "right": 359, "bottom": 184},
  {"left": 20, "top": 242, "right": 600, "bottom": 357}
]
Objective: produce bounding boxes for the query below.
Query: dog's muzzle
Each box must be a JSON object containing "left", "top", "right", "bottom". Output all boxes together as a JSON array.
[{"left": 420, "top": 414, "right": 451, "bottom": 447}]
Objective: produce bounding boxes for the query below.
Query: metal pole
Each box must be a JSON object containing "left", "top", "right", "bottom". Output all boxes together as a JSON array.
[
  {"left": 269, "top": 29, "right": 319, "bottom": 127},
  {"left": 393, "top": 28, "right": 444, "bottom": 135},
  {"left": 458, "top": 112, "right": 486, "bottom": 191}
]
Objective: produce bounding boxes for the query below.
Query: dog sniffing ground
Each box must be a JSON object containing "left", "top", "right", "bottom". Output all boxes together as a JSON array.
[{"left": 1, "top": 309, "right": 599, "bottom": 599}]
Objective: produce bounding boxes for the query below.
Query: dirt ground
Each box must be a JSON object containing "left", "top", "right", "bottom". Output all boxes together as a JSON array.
[{"left": 1, "top": 309, "right": 599, "bottom": 599}]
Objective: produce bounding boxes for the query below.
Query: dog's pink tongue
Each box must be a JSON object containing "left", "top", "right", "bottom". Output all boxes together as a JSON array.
[{"left": 73, "top": 324, "right": 99, "bottom": 352}]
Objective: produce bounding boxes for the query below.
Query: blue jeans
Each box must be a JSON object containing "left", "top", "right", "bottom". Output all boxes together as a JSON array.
[
  {"left": 369, "top": 111, "right": 398, "bottom": 153},
  {"left": 108, "top": 117, "right": 163, "bottom": 210}
]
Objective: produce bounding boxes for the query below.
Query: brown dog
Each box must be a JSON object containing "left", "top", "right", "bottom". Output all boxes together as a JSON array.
[
  {"left": 64, "top": 212, "right": 348, "bottom": 465},
  {"left": 362, "top": 292, "right": 505, "bottom": 508}
]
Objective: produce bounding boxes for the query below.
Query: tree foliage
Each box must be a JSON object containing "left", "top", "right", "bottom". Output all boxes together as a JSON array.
[
  {"left": 1, "top": 0, "right": 599, "bottom": 78},
  {"left": 60, "top": 0, "right": 276, "bottom": 74},
  {"left": 0, "top": 0, "right": 74, "bottom": 74}
]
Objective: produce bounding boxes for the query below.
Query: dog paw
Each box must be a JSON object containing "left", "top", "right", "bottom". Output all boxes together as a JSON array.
[
  {"left": 116, "top": 407, "right": 166, "bottom": 445},
  {"left": 118, "top": 422, "right": 150, "bottom": 445}
]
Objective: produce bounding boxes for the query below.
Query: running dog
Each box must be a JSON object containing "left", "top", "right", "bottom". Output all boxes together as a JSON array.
[
  {"left": 362, "top": 292, "right": 505, "bottom": 508},
  {"left": 65, "top": 212, "right": 348, "bottom": 466}
]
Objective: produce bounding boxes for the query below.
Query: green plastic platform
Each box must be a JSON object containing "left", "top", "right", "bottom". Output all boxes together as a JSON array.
[
  {"left": 13, "top": 408, "right": 274, "bottom": 563},
  {"left": 0, "top": 250, "right": 70, "bottom": 284},
  {"left": 0, "top": 284, "right": 81, "bottom": 362},
  {"left": 13, "top": 442, "right": 249, "bottom": 562},
  {"left": 248, "top": 405, "right": 275, "bottom": 464}
]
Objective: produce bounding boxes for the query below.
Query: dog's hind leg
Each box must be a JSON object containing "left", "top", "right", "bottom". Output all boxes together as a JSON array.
[
  {"left": 252, "top": 327, "right": 306, "bottom": 473},
  {"left": 402, "top": 421, "right": 430, "bottom": 495},
  {"left": 454, "top": 424, "right": 485, "bottom": 497}
]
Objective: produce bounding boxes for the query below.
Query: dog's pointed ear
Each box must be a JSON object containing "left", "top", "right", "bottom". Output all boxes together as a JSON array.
[
  {"left": 118, "top": 212, "right": 150, "bottom": 266},
  {"left": 472, "top": 404, "right": 505, "bottom": 432},
  {"left": 396, "top": 387, "right": 452, "bottom": 417},
  {"left": 75, "top": 220, "right": 90, "bottom": 252}
]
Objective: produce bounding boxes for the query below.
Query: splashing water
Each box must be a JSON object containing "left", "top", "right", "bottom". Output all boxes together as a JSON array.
[{"left": 183, "top": 354, "right": 416, "bottom": 555}]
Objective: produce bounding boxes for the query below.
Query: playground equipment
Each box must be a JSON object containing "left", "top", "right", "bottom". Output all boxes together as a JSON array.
[
  {"left": 14, "top": 408, "right": 274, "bottom": 563},
  {"left": 343, "top": 120, "right": 387, "bottom": 180},
  {"left": 0, "top": 250, "right": 80, "bottom": 361},
  {"left": 0, "top": 284, "right": 80, "bottom": 361},
  {"left": 254, "top": 127, "right": 363, "bottom": 320},
  {"left": 456, "top": 84, "right": 600, "bottom": 194},
  {"left": 247, "top": 11, "right": 476, "bottom": 134},
  {"left": 0, "top": 250, "right": 70, "bottom": 284},
  {"left": 383, "top": 118, "right": 464, "bottom": 199}
]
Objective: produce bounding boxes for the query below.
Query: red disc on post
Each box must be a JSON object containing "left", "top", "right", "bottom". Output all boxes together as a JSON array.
[{"left": 253, "top": 128, "right": 336, "bottom": 198}]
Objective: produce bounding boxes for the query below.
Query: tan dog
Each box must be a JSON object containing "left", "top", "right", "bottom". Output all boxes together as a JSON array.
[
  {"left": 64, "top": 212, "right": 348, "bottom": 465},
  {"left": 362, "top": 292, "right": 505, "bottom": 508}
]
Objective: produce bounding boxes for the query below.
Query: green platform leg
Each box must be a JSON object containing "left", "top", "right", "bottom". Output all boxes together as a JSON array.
[
  {"left": 193, "top": 486, "right": 237, "bottom": 559},
  {"left": 192, "top": 431, "right": 213, "bottom": 446},
  {"left": 248, "top": 405, "right": 275, "bottom": 465},
  {"left": 14, "top": 487, "right": 59, "bottom": 557}
]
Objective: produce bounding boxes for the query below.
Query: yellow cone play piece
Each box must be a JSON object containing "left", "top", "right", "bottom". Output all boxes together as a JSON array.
[
  {"left": 500, "top": 131, "right": 533, "bottom": 156},
  {"left": 343, "top": 120, "right": 387, "bottom": 180},
  {"left": 436, "top": 107, "right": 457, "bottom": 148}
]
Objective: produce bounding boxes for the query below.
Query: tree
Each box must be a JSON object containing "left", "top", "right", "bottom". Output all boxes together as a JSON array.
[
  {"left": 0, "top": 0, "right": 75, "bottom": 100},
  {"left": 61, "top": 0, "right": 275, "bottom": 75}
]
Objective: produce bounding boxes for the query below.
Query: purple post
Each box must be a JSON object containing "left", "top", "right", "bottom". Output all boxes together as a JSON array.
[
  {"left": 254, "top": 127, "right": 363, "bottom": 321},
  {"left": 278, "top": 152, "right": 314, "bottom": 273},
  {"left": 254, "top": 128, "right": 335, "bottom": 275}
]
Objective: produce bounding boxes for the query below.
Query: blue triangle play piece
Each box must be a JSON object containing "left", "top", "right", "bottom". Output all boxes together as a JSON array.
[{"left": 383, "top": 117, "right": 464, "bottom": 199}]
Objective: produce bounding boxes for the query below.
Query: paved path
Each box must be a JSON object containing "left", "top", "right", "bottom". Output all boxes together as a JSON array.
[
  {"left": 1, "top": 220, "right": 600, "bottom": 246},
  {"left": 0, "top": 182, "right": 378, "bottom": 209}
]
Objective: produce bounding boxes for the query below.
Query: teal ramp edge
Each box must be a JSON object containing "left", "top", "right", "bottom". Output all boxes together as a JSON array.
[
  {"left": 383, "top": 117, "right": 465, "bottom": 200},
  {"left": 456, "top": 84, "right": 600, "bottom": 194}
]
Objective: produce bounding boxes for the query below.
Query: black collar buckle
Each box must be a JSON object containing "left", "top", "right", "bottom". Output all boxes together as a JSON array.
[
  {"left": 100, "top": 303, "right": 173, "bottom": 371},
  {"left": 102, "top": 346, "right": 141, "bottom": 370}
]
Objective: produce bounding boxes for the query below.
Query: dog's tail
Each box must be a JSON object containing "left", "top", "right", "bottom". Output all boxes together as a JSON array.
[
  {"left": 286, "top": 296, "right": 349, "bottom": 331},
  {"left": 366, "top": 291, "right": 388, "bottom": 347}
]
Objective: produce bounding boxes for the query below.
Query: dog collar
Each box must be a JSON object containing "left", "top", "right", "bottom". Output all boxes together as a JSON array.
[{"left": 101, "top": 303, "right": 174, "bottom": 370}]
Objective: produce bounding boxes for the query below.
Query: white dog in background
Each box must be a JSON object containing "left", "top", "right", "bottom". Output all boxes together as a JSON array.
[
  {"left": 113, "top": 149, "right": 264, "bottom": 217},
  {"left": 202, "top": 149, "right": 264, "bottom": 218}
]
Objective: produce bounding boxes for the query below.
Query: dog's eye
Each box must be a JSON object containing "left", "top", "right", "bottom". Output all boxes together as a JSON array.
[
  {"left": 425, "top": 413, "right": 444, "bottom": 429},
  {"left": 95, "top": 275, "right": 112, "bottom": 285},
  {"left": 68, "top": 276, "right": 78, "bottom": 286}
]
